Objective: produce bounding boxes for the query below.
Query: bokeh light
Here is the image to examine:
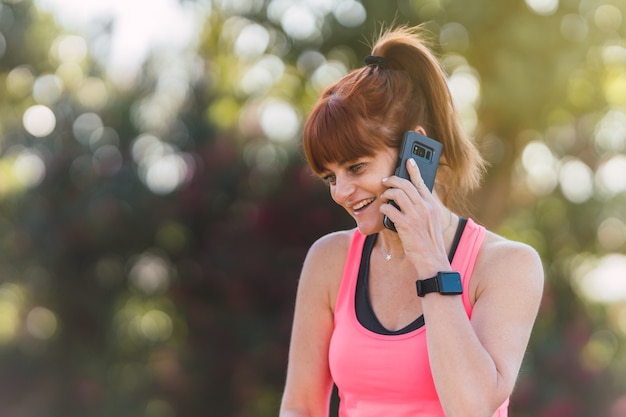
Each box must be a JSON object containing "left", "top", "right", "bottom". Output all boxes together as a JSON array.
[
  {"left": 22, "top": 105, "right": 56, "bottom": 137},
  {"left": 259, "top": 99, "right": 300, "bottom": 143},
  {"left": 559, "top": 158, "right": 594, "bottom": 203},
  {"left": 595, "top": 155, "right": 626, "bottom": 198},
  {"left": 25, "top": 306, "right": 58, "bottom": 340},
  {"left": 3, "top": 0, "right": 626, "bottom": 415},
  {"left": 597, "top": 217, "right": 626, "bottom": 250},
  {"left": 50, "top": 34, "right": 87, "bottom": 63},
  {"left": 525, "top": 0, "right": 559, "bottom": 15},
  {"left": 440, "top": 23, "right": 470, "bottom": 52},
  {"left": 0, "top": 32, "right": 6, "bottom": 59},
  {"left": 560, "top": 13, "right": 588, "bottom": 43},
  {"left": 283, "top": 4, "right": 321, "bottom": 41},
  {"left": 33, "top": 74, "right": 64, "bottom": 105},
  {"left": 594, "top": 109, "right": 626, "bottom": 153},
  {"left": 72, "top": 112, "right": 103, "bottom": 146},
  {"left": 76, "top": 77, "right": 109, "bottom": 110},
  {"left": 140, "top": 310, "right": 173, "bottom": 342},
  {"left": 0, "top": 283, "right": 25, "bottom": 345},
  {"left": 239, "top": 55, "right": 285, "bottom": 96},
  {"left": 310, "top": 60, "right": 348, "bottom": 92},
  {"left": 6, "top": 66, "right": 35, "bottom": 98},
  {"left": 447, "top": 65, "right": 480, "bottom": 134},
  {"left": 13, "top": 148, "right": 46, "bottom": 188},
  {"left": 575, "top": 254, "right": 626, "bottom": 303},
  {"left": 521, "top": 140, "right": 560, "bottom": 196},
  {"left": 235, "top": 23, "right": 270, "bottom": 59},
  {"left": 129, "top": 252, "right": 171, "bottom": 296},
  {"left": 130, "top": 134, "right": 194, "bottom": 194},
  {"left": 594, "top": 5, "right": 623, "bottom": 32},
  {"left": 581, "top": 329, "right": 619, "bottom": 371},
  {"left": 333, "top": 0, "right": 366, "bottom": 27}
]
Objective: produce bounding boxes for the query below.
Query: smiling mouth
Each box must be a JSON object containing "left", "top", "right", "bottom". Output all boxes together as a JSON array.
[{"left": 352, "top": 198, "right": 375, "bottom": 211}]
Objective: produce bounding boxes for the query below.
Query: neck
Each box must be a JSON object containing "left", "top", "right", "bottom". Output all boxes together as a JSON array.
[{"left": 378, "top": 228, "right": 404, "bottom": 261}]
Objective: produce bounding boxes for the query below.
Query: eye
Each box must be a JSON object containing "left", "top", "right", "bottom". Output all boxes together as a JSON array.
[
  {"left": 322, "top": 174, "right": 336, "bottom": 186},
  {"left": 349, "top": 163, "right": 364, "bottom": 173}
]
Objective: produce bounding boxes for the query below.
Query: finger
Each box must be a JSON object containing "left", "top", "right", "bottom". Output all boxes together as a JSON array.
[
  {"left": 381, "top": 173, "right": 422, "bottom": 206},
  {"left": 380, "top": 186, "right": 426, "bottom": 222},
  {"left": 406, "top": 158, "right": 430, "bottom": 195}
]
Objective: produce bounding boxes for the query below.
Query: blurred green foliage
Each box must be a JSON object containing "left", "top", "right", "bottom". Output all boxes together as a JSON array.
[{"left": 0, "top": 0, "right": 625, "bottom": 416}]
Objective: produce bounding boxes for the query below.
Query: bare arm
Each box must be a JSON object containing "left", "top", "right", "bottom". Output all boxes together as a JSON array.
[
  {"left": 381, "top": 159, "right": 544, "bottom": 417},
  {"left": 279, "top": 232, "right": 349, "bottom": 417},
  {"left": 423, "top": 239, "right": 544, "bottom": 417}
]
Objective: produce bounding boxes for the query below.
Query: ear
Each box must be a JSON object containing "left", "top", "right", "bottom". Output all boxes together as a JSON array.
[{"left": 413, "top": 125, "right": 427, "bottom": 136}]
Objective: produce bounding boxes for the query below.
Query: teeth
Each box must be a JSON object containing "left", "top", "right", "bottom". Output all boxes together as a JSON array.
[{"left": 353, "top": 198, "right": 374, "bottom": 210}]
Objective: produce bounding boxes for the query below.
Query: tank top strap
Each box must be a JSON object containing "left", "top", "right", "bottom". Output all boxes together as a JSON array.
[
  {"left": 334, "top": 229, "right": 367, "bottom": 322},
  {"left": 450, "top": 218, "right": 486, "bottom": 316}
]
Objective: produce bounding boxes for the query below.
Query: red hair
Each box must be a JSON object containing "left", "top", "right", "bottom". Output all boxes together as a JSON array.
[{"left": 303, "top": 25, "right": 485, "bottom": 212}]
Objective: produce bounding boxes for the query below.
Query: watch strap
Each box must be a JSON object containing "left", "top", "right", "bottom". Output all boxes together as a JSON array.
[
  {"left": 415, "top": 277, "right": 439, "bottom": 297},
  {"left": 416, "top": 271, "right": 463, "bottom": 297}
]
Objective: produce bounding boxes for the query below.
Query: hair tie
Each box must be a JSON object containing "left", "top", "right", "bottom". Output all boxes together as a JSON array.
[{"left": 364, "top": 55, "right": 388, "bottom": 69}]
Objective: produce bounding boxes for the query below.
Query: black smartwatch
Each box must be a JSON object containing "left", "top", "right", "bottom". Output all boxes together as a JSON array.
[{"left": 416, "top": 272, "right": 463, "bottom": 297}]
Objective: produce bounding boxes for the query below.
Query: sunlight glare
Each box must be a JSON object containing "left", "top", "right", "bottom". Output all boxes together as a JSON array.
[{"left": 36, "top": 0, "right": 203, "bottom": 89}]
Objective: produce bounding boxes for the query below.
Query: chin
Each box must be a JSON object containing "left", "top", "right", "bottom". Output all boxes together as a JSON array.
[{"left": 356, "top": 219, "right": 385, "bottom": 236}]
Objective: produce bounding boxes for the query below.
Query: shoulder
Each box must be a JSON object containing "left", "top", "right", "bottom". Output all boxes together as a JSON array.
[
  {"left": 473, "top": 229, "right": 544, "bottom": 298},
  {"left": 306, "top": 228, "right": 356, "bottom": 262},
  {"left": 299, "top": 229, "right": 358, "bottom": 309},
  {"left": 480, "top": 230, "right": 543, "bottom": 274}
]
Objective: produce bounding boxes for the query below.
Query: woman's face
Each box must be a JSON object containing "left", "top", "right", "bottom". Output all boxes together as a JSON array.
[{"left": 320, "top": 146, "right": 397, "bottom": 235}]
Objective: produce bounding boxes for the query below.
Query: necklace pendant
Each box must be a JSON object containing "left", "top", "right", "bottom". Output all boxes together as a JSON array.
[{"left": 385, "top": 253, "right": 392, "bottom": 261}]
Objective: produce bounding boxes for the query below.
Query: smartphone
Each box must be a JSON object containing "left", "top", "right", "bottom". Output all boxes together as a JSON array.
[{"left": 383, "top": 131, "right": 443, "bottom": 232}]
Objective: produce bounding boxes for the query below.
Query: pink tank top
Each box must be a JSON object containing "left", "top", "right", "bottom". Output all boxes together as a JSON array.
[{"left": 328, "top": 218, "right": 509, "bottom": 416}]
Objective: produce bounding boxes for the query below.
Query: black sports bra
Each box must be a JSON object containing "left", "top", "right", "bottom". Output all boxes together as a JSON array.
[{"left": 355, "top": 218, "right": 468, "bottom": 335}]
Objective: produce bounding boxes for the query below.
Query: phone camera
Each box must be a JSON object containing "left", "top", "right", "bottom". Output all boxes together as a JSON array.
[{"left": 413, "top": 143, "right": 432, "bottom": 161}]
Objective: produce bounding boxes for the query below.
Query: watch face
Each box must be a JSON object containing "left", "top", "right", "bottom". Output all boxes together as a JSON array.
[{"left": 438, "top": 272, "right": 463, "bottom": 294}]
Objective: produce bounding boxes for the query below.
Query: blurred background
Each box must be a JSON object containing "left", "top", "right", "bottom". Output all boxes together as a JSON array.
[{"left": 0, "top": 0, "right": 625, "bottom": 416}]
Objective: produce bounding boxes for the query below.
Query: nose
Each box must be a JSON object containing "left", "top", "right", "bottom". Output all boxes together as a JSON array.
[{"left": 332, "top": 174, "right": 355, "bottom": 205}]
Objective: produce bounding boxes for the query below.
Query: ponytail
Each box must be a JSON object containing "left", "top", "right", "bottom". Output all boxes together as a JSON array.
[
  {"left": 370, "top": 25, "right": 485, "bottom": 212},
  {"left": 302, "top": 24, "right": 485, "bottom": 213}
]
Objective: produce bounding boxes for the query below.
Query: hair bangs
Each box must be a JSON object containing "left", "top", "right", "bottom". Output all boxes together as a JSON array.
[{"left": 303, "top": 89, "right": 384, "bottom": 176}]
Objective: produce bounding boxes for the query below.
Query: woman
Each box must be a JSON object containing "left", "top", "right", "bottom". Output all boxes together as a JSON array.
[{"left": 279, "top": 25, "right": 544, "bottom": 417}]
